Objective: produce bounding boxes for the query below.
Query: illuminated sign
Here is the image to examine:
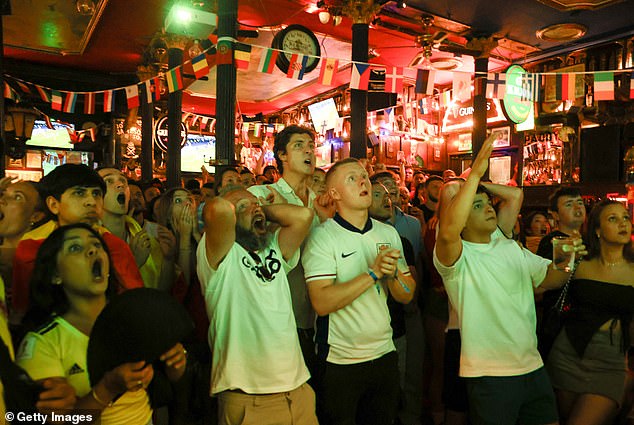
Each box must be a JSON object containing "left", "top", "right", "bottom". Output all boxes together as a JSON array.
[
  {"left": 443, "top": 98, "right": 506, "bottom": 131},
  {"left": 502, "top": 65, "right": 532, "bottom": 124},
  {"left": 153, "top": 115, "right": 188, "bottom": 152}
]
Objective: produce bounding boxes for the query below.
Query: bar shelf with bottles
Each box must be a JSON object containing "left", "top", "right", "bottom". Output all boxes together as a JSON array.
[{"left": 522, "top": 130, "right": 564, "bottom": 186}]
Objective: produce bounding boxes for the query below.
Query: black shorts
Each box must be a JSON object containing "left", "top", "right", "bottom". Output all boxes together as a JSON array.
[{"left": 465, "top": 367, "right": 558, "bottom": 425}]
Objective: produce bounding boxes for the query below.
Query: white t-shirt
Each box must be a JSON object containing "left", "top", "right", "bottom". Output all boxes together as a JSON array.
[
  {"left": 248, "top": 178, "right": 320, "bottom": 329},
  {"left": 16, "top": 316, "right": 152, "bottom": 425},
  {"left": 302, "top": 215, "right": 410, "bottom": 365},
  {"left": 196, "top": 230, "right": 309, "bottom": 395},
  {"left": 433, "top": 229, "right": 551, "bottom": 377}
]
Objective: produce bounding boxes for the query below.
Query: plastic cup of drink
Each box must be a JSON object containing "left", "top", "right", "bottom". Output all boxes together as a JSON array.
[{"left": 552, "top": 236, "right": 575, "bottom": 272}]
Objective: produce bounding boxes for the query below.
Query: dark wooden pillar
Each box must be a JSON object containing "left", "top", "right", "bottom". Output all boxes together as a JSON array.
[
  {"left": 215, "top": 0, "right": 238, "bottom": 166},
  {"left": 349, "top": 23, "right": 369, "bottom": 159},
  {"left": 167, "top": 47, "right": 183, "bottom": 189},
  {"left": 140, "top": 83, "right": 154, "bottom": 180}
]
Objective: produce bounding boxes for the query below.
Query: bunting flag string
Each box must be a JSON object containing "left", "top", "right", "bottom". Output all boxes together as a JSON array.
[{"left": 4, "top": 39, "right": 634, "bottom": 120}]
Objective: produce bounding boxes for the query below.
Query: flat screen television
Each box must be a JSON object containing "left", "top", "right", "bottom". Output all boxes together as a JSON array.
[
  {"left": 27, "top": 120, "right": 75, "bottom": 150},
  {"left": 42, "top": 150, "right": 93, "bottom": 176},
  {"left": 308, "top": 98, "right": 340, "bottom": 134},
  {"left": 181, "top": 135, "right": 215, "bottom": 173}
]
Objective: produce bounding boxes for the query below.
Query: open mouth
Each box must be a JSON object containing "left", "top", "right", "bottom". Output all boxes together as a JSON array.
[
  {"left": 304, "top": 158, "right": 313, "bottom": 166},
  {"left": 360, "top": 190, "right": 369, "bottom": 196},
  {"left": 253, "top": 215, "right": 266, "bottom": 232},
  {"left": 116, "top": 193, "right": 126, "bottom": 205},
  {"left": 0, "top": 211, "right": 4, "bottom": 221},
  {"left": 92, "top": 258, "right": 103, "bottom": 280}
]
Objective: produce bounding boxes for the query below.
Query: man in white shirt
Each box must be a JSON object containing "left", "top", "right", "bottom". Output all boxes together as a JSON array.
[
  {"left": 433, "top": 134, "right": 584, "bottom": 425},
  {"left": 303, "top": 158, "right": 415, "bottom": 425},
  {"left": 248, "top": 125, "right": 332, "bottom": 378},
  {"left": 197, "top": 185, "right": 317, "bottom": 425}
]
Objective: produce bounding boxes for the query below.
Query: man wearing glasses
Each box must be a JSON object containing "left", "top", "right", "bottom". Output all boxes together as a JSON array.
[{"left": 196, "top": 185, "right": 317, "bottom": 425}]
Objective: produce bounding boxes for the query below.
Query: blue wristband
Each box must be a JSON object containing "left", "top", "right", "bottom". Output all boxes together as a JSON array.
[{"left": 367, "top": 268, "right": 379, "bottom": 282}]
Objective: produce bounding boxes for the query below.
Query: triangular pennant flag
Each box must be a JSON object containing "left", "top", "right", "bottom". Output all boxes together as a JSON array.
[
  {"left": 258, "top": 48, "right": 279, "bottom": 74},
  {"left": 234, "top": 43, "right": 252, "bottom": 70},
  {"left": 51, "top": 90, "right": 63, "bottom": 111},
  {"left": 452, "top": 72, "right": 471, "bottom": 102},
  {"left": 415, "top": 69, "right": 436, "bottom": 95},
  {"left": 350, "top": 63, "right": 371, "bottom": 90},
  {"left": 103, "top": 90, "right": 115, "bottom": 113},
  {"left": 125, "top": 85, "right": 140, "bottom": 109},
  {"left": 384, "top": 67, "right": 404, "bottom": 93},
  {"left": 16, "top": 81, "right": 31, "bottom": 94},
  {"left": 318, "top": 58, "right": 338, "bottom": 86},
  {"left": 594, "top": 71, "right": 614, "bottom": 101},
  {"left": 287, "top": 54, "right": 309, "bottom": 80},
  {"left": 143, "top": 80, "right": 153, "bottom": 104},
  {"left": 192, "top": 54, "right": 210, "bottom": 79},
  {"left": 84, "top": 92, "right": 95, "bottom": 114},
  {"left": 217, "top": 40, "right": 233, "bottom": 65},
  {"left": 166, "top": 68, "right": 184, "bottom": 93},
  {"left": 3, "top": 82, "right": 15, "bottom": 101},
  {"left": 36, "top": 86, "right": 51, "bottom": 103},
  {"left": 486, "top": 73, "right": 506, "bottom": 99}
]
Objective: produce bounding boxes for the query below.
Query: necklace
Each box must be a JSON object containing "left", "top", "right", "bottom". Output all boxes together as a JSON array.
[{"left": 602, "top": 259, "right": 625, "bottom": 267}]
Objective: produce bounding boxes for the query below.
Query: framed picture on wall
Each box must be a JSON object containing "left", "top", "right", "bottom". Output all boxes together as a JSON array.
[
  {"left": 491, "top": 126, "right": 511, "bottom": 148},
  {"left": 457, "top": 133, "right": 472, "bottom": 152}
]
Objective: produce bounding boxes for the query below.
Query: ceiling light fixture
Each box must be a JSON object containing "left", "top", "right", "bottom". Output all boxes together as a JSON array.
[
  {"left": 75, "top": 0, "right": 96, "bottom": 15},
  {"left": 397, "top": 0, "right": 407, "bottom": 8}
]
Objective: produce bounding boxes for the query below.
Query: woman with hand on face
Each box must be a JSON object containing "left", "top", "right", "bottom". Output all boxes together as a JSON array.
[
  {"left": 522, "top": 211, "right": 551, "bottom": 253},
  {"left": 546, "top": 200, "right": 634, "bottom": 425},
  {"left": 16, "top": 223, "right": 186, "bottom": 424}
]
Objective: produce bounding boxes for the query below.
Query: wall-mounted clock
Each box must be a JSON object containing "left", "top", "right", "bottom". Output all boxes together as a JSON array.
[{"left": 271, "top": 24, "right": 321, "bottom": 74}]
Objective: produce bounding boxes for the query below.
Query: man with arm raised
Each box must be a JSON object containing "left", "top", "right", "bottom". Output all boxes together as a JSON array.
[
  {"left": 433, "top": 134, "right": 584, "bottom": 425},
  {"left": 196, "top": 185, "right": 317, "bottom": 425}
]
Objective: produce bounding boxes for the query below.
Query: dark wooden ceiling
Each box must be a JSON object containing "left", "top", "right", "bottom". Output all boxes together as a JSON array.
[{"left": 4, "top": 0, "right": 634, "bottom": 115}]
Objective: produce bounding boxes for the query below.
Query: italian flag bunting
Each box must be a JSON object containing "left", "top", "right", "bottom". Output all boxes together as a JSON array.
[
  {"left": 594, "top": 72, "right": 614, "bottom": 101},
  {"left": 51, "top": 90, "right": 63, "bottom": 111}
]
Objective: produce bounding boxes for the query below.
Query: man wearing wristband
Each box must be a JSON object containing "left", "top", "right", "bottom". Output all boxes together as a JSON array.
[{"left": 302, "top": 158, "right": 415, "bottom": 425}]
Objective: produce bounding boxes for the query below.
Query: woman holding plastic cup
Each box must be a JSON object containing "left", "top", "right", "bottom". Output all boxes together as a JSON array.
[{"left": 546, "top": 200, "right": 634, "bottom": 425}]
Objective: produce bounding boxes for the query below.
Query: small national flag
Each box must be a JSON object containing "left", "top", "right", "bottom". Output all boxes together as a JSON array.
[
  {"left": 253, "top": 122, "right": 261, "bottom": 137},
  {"left": 630, "top": 71, "right": 634, "bottom": 99},
  {"left": 520, "top": 73, "right": 537, "bottom": 102},
  {"left": 152, "top": 77, "right": 161, "bottom": 101},
  {"left": 16, "top": 81, "right": 31, "bottom": 93},
  {"left": 103, "top": 90, "right": 115, "bottom": 113},
  {"left": 287, "top": 54, "right": 309, "bottom": 80},
  {"left": 217, "top": 40, "right": 233, "bottom": 65},
  {"left": 556, "top": 73, "right": 576, "bottom": 101},
  {"left": 125, "top": 85, "right": 140, "bottom": 109},
  {"left": 200, "top": 116, "right": 209, "bottom": 131},
  {"left": 234, "top": 43, "right": 252, "bottom": 70},
  {"left": 143, "top": 80, "right": 153, "bottom": 104},
  {"left": 473, "top": 76, "right": 486, "bottom": 97},
  {"left": 415, "top": 69, "right": 436, "bottom": 95},
  {"left": 319, "top": 58, "right": 338, "bottom": 86},
  {"left": 266, "top": 124, "right": 274, "bottom": 137},
  {"left": 452, "top": 72, "right": 471, "bottom": 102},
  {"left": 439, "top": 90, "right": 452, "bottom": 108},
  {"left": 166, "top": 67, "right": 184, "bottom": 93},
  {"left": 51, "top": 90, "right": 63, "bottom": 111},
  {"left": 486, "top": 73, "right": 506, "bottom": 99},
  {"left": 36, "top": 86, "right": 51, "bottom": 103},
  {"left": 384, "top": 67, "right": 403, "bottom": 93},
  {"left": 63, "top": 92, "right": 78, "bottom": 113},
  {"left": 258, "top": 48, "right": 279, "bottom": 74},
  {"left": 350, "top": 63, "right": 371, "bottom": 90},
  {"left": 84, "top": 92, "right": 95, "bottom": 114},
  {"left": 594, "top": 71, "right": 615, "bottom": 101},
  {"left": 192, "top": 54, "right": 210, "bottom": 79}
]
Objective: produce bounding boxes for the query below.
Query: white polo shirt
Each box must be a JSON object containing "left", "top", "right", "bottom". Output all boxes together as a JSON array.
[
  {"left": 302, "top": 214, "right": 410, "bottom": 364},
  {"left": 433, "top": 229, "right": 551, "bottom": 377},
  {"left": 248, "top": 178, "right": 320, "bottom": 329},
  {"left": 197, "top": 230, "right": 309, "bottom": 394}
]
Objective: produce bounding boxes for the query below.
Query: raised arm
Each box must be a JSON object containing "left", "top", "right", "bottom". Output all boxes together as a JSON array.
[
  {"left": 202, "top": 196, "right": 236, "bottom": 269},
  {"left": 262, "top": 203, "right": 313, "bottom": 261},
  {"left": 481, "top": 182, "right": 523, "bottom": 238},
  {"left": 436, "top": 134, "right": 495, "bottom": 266}
]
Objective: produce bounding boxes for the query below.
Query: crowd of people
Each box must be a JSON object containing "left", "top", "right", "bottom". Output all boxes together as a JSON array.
[{"left": 0, "top": 125, "right": 632, "bottom": 425}]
